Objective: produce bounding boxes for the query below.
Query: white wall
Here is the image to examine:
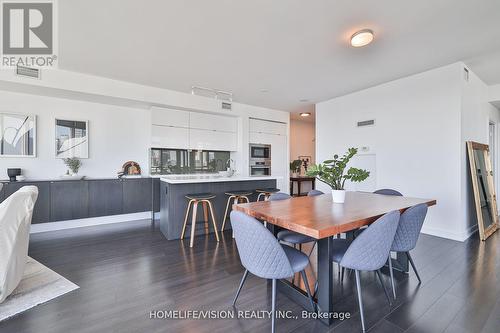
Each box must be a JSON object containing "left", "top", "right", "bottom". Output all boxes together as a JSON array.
[
  {"left": 290, "top": 119, "right": 315, "bottom": 164},
  {"left": 0, "top": 90, "right": 150, "bottom": 180},
  {"left": 316, "top": 63, "right": 466, "bottom": 241},
  {"left": 460, "top": 68, "right": 500, "bottom": 235},
  {"left": 0, "top": 70, "right": 290, "bottom": 182}
]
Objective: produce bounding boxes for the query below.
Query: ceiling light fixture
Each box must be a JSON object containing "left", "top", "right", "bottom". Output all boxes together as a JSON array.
[
  {"left": 350, "top": 29, "right": 374, "bottom": 47},
  {"left": 300, "top": 112, "right": 311, "bottom": 117},
  {"left": 299, "top": 99, "right": 309, "bottom": 103}
]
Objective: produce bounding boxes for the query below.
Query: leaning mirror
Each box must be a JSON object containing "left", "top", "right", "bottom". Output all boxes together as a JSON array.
[
  {"left": 467, "top": 141, "right": 500, "bottom": 241},
  {"left": 0, "top": 113, "right": 36, "bottom": 157},
  {"left": 55, "top": 119, "right": 89, "bottom": 158}
]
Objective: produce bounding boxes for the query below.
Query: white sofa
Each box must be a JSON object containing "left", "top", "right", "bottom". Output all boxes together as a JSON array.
[{"left": 0, "top": 186, "right": 39, "bottom": 303}]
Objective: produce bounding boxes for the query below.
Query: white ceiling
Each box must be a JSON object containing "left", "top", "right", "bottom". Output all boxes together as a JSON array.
[{"left": 58, "top": 0, "right": 500, "bottom": 112}]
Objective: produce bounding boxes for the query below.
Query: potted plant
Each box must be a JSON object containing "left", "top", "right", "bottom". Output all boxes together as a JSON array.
[
  {"left": 306, "top": 148, "right": 369, "bottom": 203},
  {"left": 290, "top": 159, "right": 302, "bottom": 177},
  {"left": 63, "top": 157, "right": 82, "bottom": 178}
]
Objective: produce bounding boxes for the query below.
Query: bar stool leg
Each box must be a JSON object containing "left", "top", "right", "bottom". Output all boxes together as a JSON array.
[
  {"left": 232, "top": 196, "right": 238, "bottom": 238},
  {"left": 206, "top": 200, "right": 220, "bottom": 242},
  {"left": 190, "top": 201, "right": 199, "bottom": 248},
  {"left": 241, "top": 196, "right": 250, "bottom": 203},
  {"left": 181, "top": 199, "right": 194, "bottom": 239},
  {"left": 221, "top": 195, "right": 235, "bottom": 232},
  {"left": 202, "top": 201, "right": 209, "bottom": 234},
  {"left": 257, "top": 193, "right": 264, "bottom": 201}
]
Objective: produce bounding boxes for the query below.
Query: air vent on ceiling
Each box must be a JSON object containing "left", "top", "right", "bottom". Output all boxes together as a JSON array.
[
  {"left": 357, "top": 119, "right": 375, "bottom": 127},
  {"left": 16, "top": 65, "right": 40, "bottom": 79},
  {"left": 221, "top": 102, "right": 232, "bottom": 110}
]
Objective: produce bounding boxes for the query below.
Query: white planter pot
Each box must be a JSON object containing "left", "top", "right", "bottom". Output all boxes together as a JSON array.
[{"left": 331, "top": 189, "right": 346, "bottom": 203}]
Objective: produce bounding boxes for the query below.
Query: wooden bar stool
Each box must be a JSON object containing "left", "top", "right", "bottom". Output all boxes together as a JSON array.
[
  {"left": 221, "top": 190, "right": 253, "bottom": 232},
  {"left": 256, "top": 188, "right": 280, "bottom": 201},
  {"left": 180, "top": 193, "right": 220, "bottom": 248}
]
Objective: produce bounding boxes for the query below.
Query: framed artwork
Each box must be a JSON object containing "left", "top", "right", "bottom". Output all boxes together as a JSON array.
[
  {"left": 298, "top": 155, "right": 312, "bottom": 172},
  {"left": 55, "top": 119, "right": 89, "bottom": 158},
  {"left": 0, "top": 112, "right": 36, "bottom": 157}
]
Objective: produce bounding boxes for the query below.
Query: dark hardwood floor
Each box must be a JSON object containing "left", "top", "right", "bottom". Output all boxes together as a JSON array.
[{"left": 1, "top": 220, "right": 499, "bottom": 333}]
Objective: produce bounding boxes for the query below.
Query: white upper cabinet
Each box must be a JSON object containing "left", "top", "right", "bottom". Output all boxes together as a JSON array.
[
  {"left": 189, "top": 129, "right": 237, "bottom": 151},
  {"left": 151, "top": 107, "right": 189, "bottom": 128},
  {"left": 189, "top": 112, "right": 237, "bottom": 133},
  {"left": 151, "top": 125, "right": 189, "bottom": 149},
  {"left": 249, "top": 118, "right": 286, "bottom": 136}
]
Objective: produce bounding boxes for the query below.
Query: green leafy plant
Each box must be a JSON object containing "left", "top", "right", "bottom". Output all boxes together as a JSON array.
[
  {"left": 63, "top": 157, "right": 82, "bottom": 175},
  {"left": 289, "top": 159, "right": 302, "bottom": 173},
  {"left": 306, "top": 148, "right": 370, "bottom": 190}
]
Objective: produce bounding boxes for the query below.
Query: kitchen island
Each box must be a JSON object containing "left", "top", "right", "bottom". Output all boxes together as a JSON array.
[{"left": 159, "top": 175, "right": 278, "bottom": 240}]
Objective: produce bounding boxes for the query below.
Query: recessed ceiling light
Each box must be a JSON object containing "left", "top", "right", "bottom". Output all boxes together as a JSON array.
[
  {"left": 300, "top": 112, "right": 311, "bottom": 117},
  {"left": 260, "top": 89, "right": 269, "bottom": 93},
  {"left": 350, "top": 29, "right": 374, "bottom": 47},
  {"left": 299, "top": 99, "right": 309, "bottom": 103}
]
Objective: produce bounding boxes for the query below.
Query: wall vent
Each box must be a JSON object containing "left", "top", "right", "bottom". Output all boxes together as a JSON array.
[
  {"left": 16, "top": 65, "right": 40, "bottom": 79},
  {"left": 357, "top": 119, "right": 375, "bottom": 127},
  {"left": 221, "top": 102, "right": 232, "bottom": 110}
]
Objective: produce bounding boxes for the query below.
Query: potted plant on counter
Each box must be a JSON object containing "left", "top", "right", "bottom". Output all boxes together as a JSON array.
[
  {"left": 289, "top": 159, "right": 302, "bottom": 177},
  {"left": 306, "top": 147, "right": 369, "bottom": 203},
  {"left": 61, "top": 157, "right": 83, "bottom": 180}
]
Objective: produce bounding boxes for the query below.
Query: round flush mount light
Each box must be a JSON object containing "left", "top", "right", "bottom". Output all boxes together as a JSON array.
[
  {"left": 300, "top": 112, "right": 311, "bottom": 117},
  {"left": 350, "top": 29, "right": 374, "bottom": 47}
]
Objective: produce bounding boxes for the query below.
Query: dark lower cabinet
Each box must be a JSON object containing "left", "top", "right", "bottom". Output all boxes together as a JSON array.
[
  {"left": 0, "top": 178, "right": 157, "bottom": 224},
  {"left": 88, "top": 180, "right": 123, "bottom": 217},
  {"left": 50, "top": 181, "right": 89, "bottom": 221},
  {"left": 122, "top": 178, "right": 152, "bottom": 214},
  {"left": 3, "top": 182, "right": 50, "bottom": 224}
]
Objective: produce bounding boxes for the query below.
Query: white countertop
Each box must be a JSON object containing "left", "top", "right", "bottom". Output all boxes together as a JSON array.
[{"left": 160, "top": 175, "right": 279, "bottom": 184}]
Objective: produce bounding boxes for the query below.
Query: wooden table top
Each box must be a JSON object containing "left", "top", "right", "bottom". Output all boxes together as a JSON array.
[{"left": 233, "top": 191, "right": 436, "bottom": 239}]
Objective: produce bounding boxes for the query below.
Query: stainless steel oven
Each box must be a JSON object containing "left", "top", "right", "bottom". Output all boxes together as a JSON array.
[{"left": 249, "top": 143, "right": 271, "bottom": 176}]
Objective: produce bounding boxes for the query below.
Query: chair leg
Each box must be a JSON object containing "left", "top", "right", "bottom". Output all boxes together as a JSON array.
[
  {"left": 313, "top": 281, "right": 318, "bottom": 299},
  {"left": 271, "top": 279, "right": 277, "bottom": 333},
  {"left": 206, "top": 200, "right": 220, "bottom": 242},
  {"left": 221, "top": 196, "right": 234, "bottom": 232},
  {"left": 388, "top": 255, "right": 396, "bottom": 299},
  {"left": 300, "top": 270, "right": 316, "bottom": 312},
  {"left": 354, "top": 270, "right": 366, "bottom": 333},
  {"left": 232, "top": 269, "right": 249, "bottom": 306},
  {"left": 180, "top": 199, "right": 194, "bottom": 239},
  {"left": 231, "top": 197, "right": 238, "bottom": 238},
  {"left": 341, "top": 266, "right": 345, "bottom": 283},
  {"left": 407, "top": 251, "right": 421, "bottom": 283},
  {"left": 189, "top": 201, "right": 198, "bottom": 248},
  {"left": 202, "top": 201, "right": 209, "bottom": 234},
  {"left": 376, "top": 270, "right": 392, "bottom": 306}
]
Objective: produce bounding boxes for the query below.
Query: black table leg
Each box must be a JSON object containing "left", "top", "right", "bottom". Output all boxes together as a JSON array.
[{"left": 317, "top": 237, "right": 334, "bottom": 325}]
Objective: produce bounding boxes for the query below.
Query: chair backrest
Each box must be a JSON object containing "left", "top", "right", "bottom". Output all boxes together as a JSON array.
[
  {"left": 230, "top": 211, "right": 294, "bottom": 279},
  {"left": 373, "top": 189, "right": 403, "bottom": 196},
  {"left": 340, "top": 210, "right": 400, "bottom": 271},
  {"left": 391, "top": 203, "right": 428, "bottom": 252},
  {"left": 307, "top": 190, "right": 324, "bottom": 196},
  {"left": 268, "top": 192, "right": 291, "bottom": 201}
]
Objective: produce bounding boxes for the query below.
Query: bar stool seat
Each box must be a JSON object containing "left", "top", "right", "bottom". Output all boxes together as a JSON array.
[
  {"left": 185, "top": 193, "right": 216, "bottom": 200},
  {"left": 256, "top": 188, "right": 280, "bottom": 201},
  {"left": 181, "top": 193, "right": 219, "bottom": 248},
  {"left": 221, "top": 190, "right": 252, "bottom": 232},
  {"left": 225, "top": 190, "right": 253, "bottom": 196}
]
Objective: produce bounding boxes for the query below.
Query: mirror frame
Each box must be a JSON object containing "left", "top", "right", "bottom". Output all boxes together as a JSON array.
[
  {"left": 0, "top": 112, "right": 37, "bottom": 157},
  {"left": 467, "top": 141, "right": 500, "bottom": 241}
]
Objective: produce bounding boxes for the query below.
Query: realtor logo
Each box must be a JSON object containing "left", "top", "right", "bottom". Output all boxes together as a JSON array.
[{"left": 1, "top": 1, "right": 57, "bottom": 67}]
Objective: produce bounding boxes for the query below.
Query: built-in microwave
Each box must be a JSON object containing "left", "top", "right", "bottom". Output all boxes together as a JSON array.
[
  {"left": 250, "top": 144, "right": 271, "bottom": 159},
  {"left": 250, "top": 164, "right": 271, "bottom": 176}
]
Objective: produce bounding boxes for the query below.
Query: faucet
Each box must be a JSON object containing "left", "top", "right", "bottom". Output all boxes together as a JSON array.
[{"left": 226, "top": 158, "right": 234, "bottom": 170}]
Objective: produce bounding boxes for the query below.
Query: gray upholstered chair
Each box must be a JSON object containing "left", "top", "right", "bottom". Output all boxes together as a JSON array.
[
  {"left": 387, "top": 203, "right": 428, "bottom": 299},
  {"left": 307, "top": 189, "right": 324, "bottom": 197},
  {"left": 230, "top": 211, "right": 315, "bottom": 333},
  {"left": 374, "top": 188, "right": 403, "bottom": 196},
  {"left": 332, "top": 210, "right": 400, "bottom": 332},
  {"left": 271, "top": 193, "right": 317, "bottom": 257}
]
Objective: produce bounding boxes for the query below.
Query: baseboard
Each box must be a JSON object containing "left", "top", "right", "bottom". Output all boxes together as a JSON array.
[
  {"left": 30, "top": 212, "right": 153, "bottom": 233},
  {"left": 421, "top": 224, "right": 477, "bottom": 242}
]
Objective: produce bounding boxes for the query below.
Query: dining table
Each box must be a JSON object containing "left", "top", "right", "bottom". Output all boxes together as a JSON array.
[{"left": 233, "top": 191, "right": 436, "bottom": 325}]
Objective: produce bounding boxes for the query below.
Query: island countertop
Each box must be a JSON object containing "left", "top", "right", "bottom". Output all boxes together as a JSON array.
[{"left": 160, "top": 175, "right": 279, "bottom": 184}]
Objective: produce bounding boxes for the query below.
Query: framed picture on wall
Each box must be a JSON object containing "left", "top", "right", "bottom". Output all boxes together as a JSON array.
[
  {"left": 0, "top": 112, "right": 37, "bottom": 157},
  {"left": 55, "top": 119, "right": 89, "bottom": 158}
]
